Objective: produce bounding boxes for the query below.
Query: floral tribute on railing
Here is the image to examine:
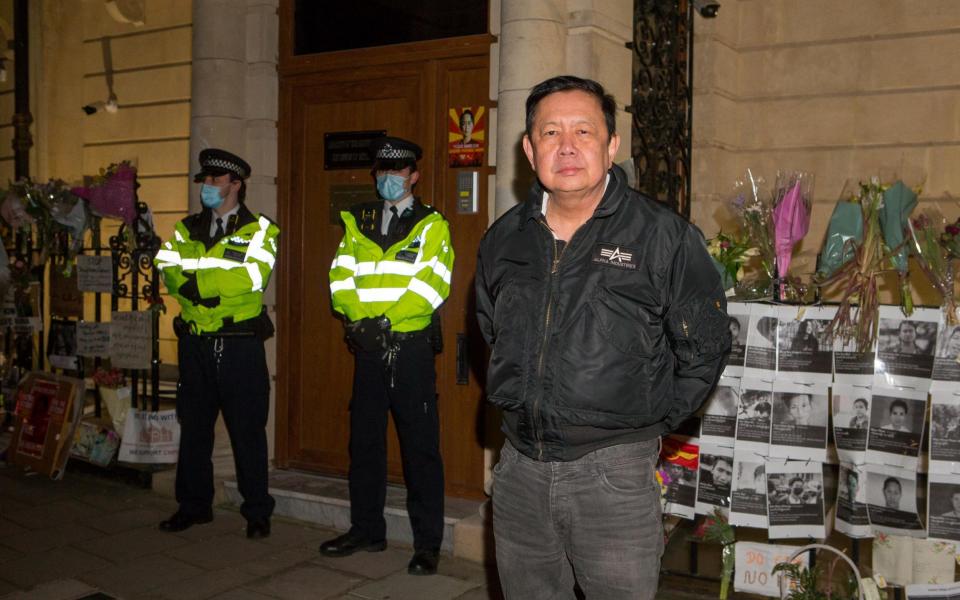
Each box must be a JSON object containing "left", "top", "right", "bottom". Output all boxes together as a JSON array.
[{"left": 709, "top": 171, "right": 958, "bottom": 354}]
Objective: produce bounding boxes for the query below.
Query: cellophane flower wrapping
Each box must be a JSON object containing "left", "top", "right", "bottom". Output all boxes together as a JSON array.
[
  {"left": 880, "top": 180, "right": 919, "bottom": 316},
  {"left": 71, "top": 162, "right": 138, "bottom": 225},
  {"left": 818, "top": 200, "right": 863, "bottom": 279},
  {"left": 772, "top": 171, "right": 814, "bottom": 285},
  {"left": 728, "top": 169, "right": 775, "bottom": 297},
  {"left": 908, "top": 208, "right": 958, "bottom": 326}
]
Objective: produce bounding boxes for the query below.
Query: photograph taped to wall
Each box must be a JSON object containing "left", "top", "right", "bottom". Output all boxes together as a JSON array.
[
  {"left": 699, "top": 376, "right": 739, "bottom": 447},
  {"left": 833, "top": 307, "right": 876, "bottom": 385},
  {"left": 927, "top": 473, "right": 960, "bottom": 544},
  {"left": 931, "top": 322, "right": 960, "bottom": 391},
  {"left": 832, "top": 383, "right": 872, "bottom": 464},
  {"left": 659, "top": 435, "right": 699, "bottom": 520},
  {"left": 724, "top": 302, "right": 750, "bottom": 377},
  {"left": 769, "top": 381, "right": 828, "bottom": 462},
  {"left": 695, "top": 443, "right": 733, "bottom": 516},
  {"left": 765, "top": 460, "right": 825, "bottom": 539},
  {"left": 775, "top": 305, "right": 835, "bottom": 384},
  {"left": 874, "top": 306, "right": 939, "bottom": 390},
  {"left": 866, "top": 386, "right": 927, "bottom": 470},
  {"left": 835, "top": 463, "right": 871, "bottom": 538},
  {"left": 929, "top": 390, "right": 960, "bottom": 474},
  {"left": 744, "top": 304, "right": 778, "bottom": 378},
  {"left": 866, "top": 463, "right": 925, "bottom": 538},
  {"left": 735, "top": 379, "right": 773, "bottom": 456},
  {"left": 47, "top": 319, "right": 78, "bottom": 370},
  {"left": 729, "top": 454, "right": 768, "bottom": 528}
]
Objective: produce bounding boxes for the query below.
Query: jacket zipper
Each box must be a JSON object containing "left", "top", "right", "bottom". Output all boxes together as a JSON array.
[{"left": 534, "top": 220, "right": 567, "bottom": 461}]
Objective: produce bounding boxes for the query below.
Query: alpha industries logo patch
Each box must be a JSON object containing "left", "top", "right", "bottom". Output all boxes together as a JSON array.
[{"left": 592, "top": 243, "right": 639, "bottom": 270}]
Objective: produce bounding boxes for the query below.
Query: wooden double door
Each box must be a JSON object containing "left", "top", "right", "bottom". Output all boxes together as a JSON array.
[{"left": 276, "top": 37, "right": 494, "bottom": 499}]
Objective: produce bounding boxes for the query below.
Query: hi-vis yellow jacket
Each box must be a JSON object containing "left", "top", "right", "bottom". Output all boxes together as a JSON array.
[
  {"left": 329, "top": 208, "right": 453, "bottom": 333},
  {"left": 154, "top": 206, "right": 279, "bottom": 333}
]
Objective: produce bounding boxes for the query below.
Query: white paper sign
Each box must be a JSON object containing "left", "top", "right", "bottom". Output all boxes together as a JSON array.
[
  {"left": 733, "top": 541, "right": 808, "bottom": 598},
  {"left": 118, "top": 409, "right": 180, "bottom": 464},
  {"left": 76, "top": 255, "right": 114, "bottom": 293},
  {"left": 76, "top": 322, "right": 111, "bottom": 357},
  {"left": 109, "top": 311, "right": 152, "bottom": 370},
  {"left": 907, "top": 581, "right": 960, "bottom": 599}
]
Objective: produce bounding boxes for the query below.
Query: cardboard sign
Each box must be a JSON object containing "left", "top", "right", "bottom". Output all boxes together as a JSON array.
[
  {"left": 49, "top": 267, "right": 84, "bottom": 318},
  {"left": 7, "top": 372, "right": 86, "bottom": 479},
  {"left": 734, "top": 541, "right": 809, "bottom": 597},
  {"left": 76, "top": 255, "right": 114, "bottom": 293},
  {"left": 109, "top": 311, "right": 152, "bottom": 369}
]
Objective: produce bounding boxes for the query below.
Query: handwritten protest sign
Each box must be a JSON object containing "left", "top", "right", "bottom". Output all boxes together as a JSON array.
[
  {"left": 77, "top": 255, "right": 114, "bottom": 293},
  {"left": 734, "top": 541, "right": 808, "bottom": 597},
  {"left": 77, "top": 322, "right": 111, "bottom": 357},
  {"left": 109, "top": 311, "right": 152, "bottom": 369}
]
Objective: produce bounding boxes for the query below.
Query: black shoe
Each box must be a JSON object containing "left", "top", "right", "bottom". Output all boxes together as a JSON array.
[
  {"left": 158, "top": 510, "right": 213, "bottom": 532},
  {"left": 246, "top": 517, "right": 271, "bottom": 539},
  {"left": 407, "top": 549, "right": 440, "bottom": 576},
  {"left": 319, "top": 531, "right": 387, "bottom": 557}
]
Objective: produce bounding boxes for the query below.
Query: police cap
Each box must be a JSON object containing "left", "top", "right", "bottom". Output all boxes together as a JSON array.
[
  {"left": 194, "top": 148, "right": 251, "bottom": 181},
  {"left": 370, "top": 136, "right": 422, "bottom": 171}
]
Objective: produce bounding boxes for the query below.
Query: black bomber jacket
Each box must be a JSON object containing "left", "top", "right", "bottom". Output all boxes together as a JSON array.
[{"left": 476, "top": 165, "right": 731, "bottom": 461}]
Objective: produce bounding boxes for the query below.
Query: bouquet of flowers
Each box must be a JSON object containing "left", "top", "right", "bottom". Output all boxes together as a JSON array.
[
  {"left": 93, "top": 367, "right": 126, "bottom": 389},
  {"left": 942, "top": 211, "right": 960, "bottom": 259},
  {"left": 820, "top": 178, "right": 894, "bottom": 352},
  {"left": 772, "top": 171, "right": 814, "bottom": 298},
  {"left": 694, "top": 508, "right": 735, "bottom": 600},
  {"left": 707, "top": 231, "right": 759, "bottom": 291},
  {"left": 880, "top": 180, "right": 918, "bottom": 316},
  {"left": 908, "top": 209, "right": 958, "bottom": 326},
  {"left": 729, "top": 169, "right": 775, "bottom": 297},
  {"left": 71, "top": 161, "right": 138, "bottom": 225}
]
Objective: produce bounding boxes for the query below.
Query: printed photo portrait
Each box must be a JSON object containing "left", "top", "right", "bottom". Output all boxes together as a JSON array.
[
  {"left": 697, "top": 452, "right": 733, "bottom": 508},
  {"left": 932, "top": 324, "right": 960, "bottom": 386},
  {"left": 837, "top": 395, "right": 870, "bottom": 431},
  {"left": 866, "top": 469, "right": 924, "bottom": 533},
  {"left": 773, "top": 393, "right": 827, "bottom": 428},
  {"left": 880, "top": 319, "right": 936, "bottom": 356},
  {"left": 726, "top": 312, "right": 749, "bottom": 367},
  {"left": 872, "top": 396, "right": 923, "bottom": 434},
  {"left": 750, "top": 316, "right": 779, "bottom": 350},
  {"left": 767, "top": 472, "right": 823, "bottom": 506},
  {"left": 936, "top": 325, "right": 960, "bottom": 359},
  {"left": 705, "top": 385, "right": 740, "bottom": 418},
  {"left": 930, "top": 401, "right": 960, "bottom": 464},
  {"left": 47, "top": 318, "right": 78, "bottom": 370},
  {"left": 928, "top": 481, "right": 960, "bottom": 543},
  {"left": 876, "top": 311, "right": 939, "bottom": 384}
]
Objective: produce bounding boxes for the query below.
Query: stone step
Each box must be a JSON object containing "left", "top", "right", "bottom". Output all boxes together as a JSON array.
[{"left": 221, "top": 470, "right": 493, "bottom": 562}]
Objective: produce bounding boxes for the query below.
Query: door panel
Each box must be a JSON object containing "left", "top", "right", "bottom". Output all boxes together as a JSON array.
[{"left": 278, "top": 48, "right": 490, "bottom": 499}]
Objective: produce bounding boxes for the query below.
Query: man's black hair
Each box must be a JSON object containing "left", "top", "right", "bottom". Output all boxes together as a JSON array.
[
  {"left": 525, "top": 75, "right": 618, "bottom": 139},
  {"left": 853, "top": 398, "right": 868, "bottom": 408},
  {"left": 789, "top": 476, "right": 804, "bottom": 486},
  {"left": 713, "top": 455, "right": 732, "bottom": 469},
  {"left": 883, "top": 477, "right": 902, "bottom": 492},
  {"left": 229, "top": 173, "right": 247, "bottom": 203},
  {"left": 889, "top": 399, "right": 908, "bottom": 414}
]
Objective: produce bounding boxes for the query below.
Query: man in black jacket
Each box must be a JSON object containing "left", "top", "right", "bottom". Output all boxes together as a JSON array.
[{"left": 476, "top": 75, "right": 729, "bottom": 599}]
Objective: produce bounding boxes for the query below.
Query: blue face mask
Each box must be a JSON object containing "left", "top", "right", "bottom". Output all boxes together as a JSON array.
[
  {"left": 376, "top": 174, "right": 408, "bottom": 201},
  {"left": 200, "top": 184, "right": 224, "bottom": 209}
]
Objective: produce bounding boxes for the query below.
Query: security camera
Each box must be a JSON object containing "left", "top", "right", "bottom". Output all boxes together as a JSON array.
[
  {"left": 81, "top": 95, "right": 119, "bottom": 115},
  {"left": 692, "top": 0, "right": 720, "bottom": 18}
]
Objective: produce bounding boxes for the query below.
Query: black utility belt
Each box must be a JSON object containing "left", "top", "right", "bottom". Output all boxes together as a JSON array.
[
  {"left": 391, "top": 329, "right": 430, "bottom": 341},
  {"left": 174, "top": 316, "right": 257, "bottom": 338}
]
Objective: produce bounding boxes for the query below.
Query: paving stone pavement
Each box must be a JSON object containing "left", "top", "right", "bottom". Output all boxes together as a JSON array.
[{"left": 0, "top": 463, "right": 504, "bottom": 600}]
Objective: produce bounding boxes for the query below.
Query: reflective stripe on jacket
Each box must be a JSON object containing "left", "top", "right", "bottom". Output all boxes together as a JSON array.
[
  {"left": 329, "top": 209, "right": 453, "bottom": 333},
  {"left": 155, "top": 209, "right": 279, "bottom": 333}
]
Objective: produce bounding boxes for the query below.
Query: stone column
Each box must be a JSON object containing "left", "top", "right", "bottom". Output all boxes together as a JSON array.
[{"left": 189, "top": 0, "right": 247, "bottom": 213}]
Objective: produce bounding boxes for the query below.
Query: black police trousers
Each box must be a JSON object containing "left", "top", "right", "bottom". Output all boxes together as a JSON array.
[
  {"left": 175, "top": 333, "right": 275, "bottom": 522},
  {"left": 349, "top": 335, "right": 444, "bottom": 551}
]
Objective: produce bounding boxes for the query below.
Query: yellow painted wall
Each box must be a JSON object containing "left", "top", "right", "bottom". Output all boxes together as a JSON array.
[{"left": 691, "top": 0, "right": 960, "bottom": 304}]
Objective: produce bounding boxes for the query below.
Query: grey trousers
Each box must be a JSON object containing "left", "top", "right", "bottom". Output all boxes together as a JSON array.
[{"left": 492, "top": 438, "right": 664, "bottom": 600}]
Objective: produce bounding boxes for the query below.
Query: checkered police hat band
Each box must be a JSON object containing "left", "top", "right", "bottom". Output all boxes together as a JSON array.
[
  {"left": 205, "top": 157, "right": 246, "bottom": 176},
  {"left": 377, "top": 146, "right": 417, "bottom": 160}
]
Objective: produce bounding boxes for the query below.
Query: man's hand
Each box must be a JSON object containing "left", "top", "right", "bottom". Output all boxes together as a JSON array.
[
  {"left": 346, "top": 317, "right": 391, "bottom": 353},
  {"left": 178, "top": 272, "right": 220, "bottom": 308}
]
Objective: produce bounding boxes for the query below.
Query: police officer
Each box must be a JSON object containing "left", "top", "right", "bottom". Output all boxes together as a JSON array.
[
  {"left": 322, "top": 137, "right": 454, "bottom": 575},
  {"left": 154, "top": 148, "right": 279, "bottom": 539}
]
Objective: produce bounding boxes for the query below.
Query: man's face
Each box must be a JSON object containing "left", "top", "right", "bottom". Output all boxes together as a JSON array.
[
  {"left": 884, "top": 482, "right": 902, "bottom": 509},
  {"left": 950, "top": 492, "right": 960, "bottom": 513},
  {"left": 729, "top": 321, "right": 740, "bottom": 339},
  {"left": 899, "top": 323, "right": 916, "bottom": 343},
  {"left": 854, "top": 400, "right": 867, "bottom": 417},
  {"left": 789, "top": 395, "right": 812, "bottom": 424},
  {"left": 890, "top": 405, "right": 907, "bottom": 428},
  {"left": 791, "top": 479, "right": 804, "bottom": 495},
  {"left": 847, "top": 474, "right": 859, "bottom": 498},
  {"left": 375, "top": 166, "right": 419, "bottom": 198},
  {"left": 712, "top": 459, "right": 732, "bottom": 486},
  {"left": 522, "top": 90, "right": 620, "bottom": 199}
]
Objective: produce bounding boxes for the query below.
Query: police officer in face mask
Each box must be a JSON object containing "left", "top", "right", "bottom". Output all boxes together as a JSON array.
[
  {"left": 154, "top": 148, "right": 279, "bottom": 539},
  {"left": 323, "top": 137, "right": 454, "bottom": 575}
]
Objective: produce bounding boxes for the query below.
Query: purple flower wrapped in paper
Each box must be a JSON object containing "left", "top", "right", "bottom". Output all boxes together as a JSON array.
[
  {"left": 71, "top": 162, "right": 138, "bottom": 225},
  {"left": 908, "top": 208, "right": 958, "bottom": 326},
  {"left": 772, "top": 172, "right": 813, "bottom": 286}
]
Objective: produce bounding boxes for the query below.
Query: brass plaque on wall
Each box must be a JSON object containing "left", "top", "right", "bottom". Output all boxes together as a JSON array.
[{"left": 330, "top": 184, "right": 377, "bottom": 225}]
